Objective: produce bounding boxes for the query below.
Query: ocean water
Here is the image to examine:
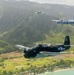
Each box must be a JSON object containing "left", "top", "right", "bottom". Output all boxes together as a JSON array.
[{"left": 41, "top": 69, "right": 74, "bottom": 75}]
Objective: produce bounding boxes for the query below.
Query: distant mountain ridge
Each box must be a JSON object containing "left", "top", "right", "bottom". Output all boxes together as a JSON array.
[{"left": 0, "top": 1, "right": 74, "bottom": 47}]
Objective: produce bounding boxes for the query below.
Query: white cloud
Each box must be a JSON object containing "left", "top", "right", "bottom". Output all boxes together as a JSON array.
[{"left": 29, "top": 0, "right": 74, "bottom": 5}]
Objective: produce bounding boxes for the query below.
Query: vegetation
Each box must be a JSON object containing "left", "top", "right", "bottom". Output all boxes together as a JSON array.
[
  {"left": 0, "top": 52, "right": 74, "bottom": 75},
  {"left": 0, "top": 40, "right": 15, "bottom": 53},
  {"left": 0, "top": 0, "right": 74, "bottom": 47}
]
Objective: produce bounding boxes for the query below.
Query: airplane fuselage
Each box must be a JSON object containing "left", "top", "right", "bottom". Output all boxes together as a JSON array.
[
  {"left": 23, "top": 44, "right": 70, "bottom": 58},
  {"left": 57, "top": 20, "right": 74, "bottom": 24},
  {"left": 23, "top": 36, "right": 70, "bottom": 58},
  {"left": 52, "top": 18, "right": 74, "bottom": 25}
]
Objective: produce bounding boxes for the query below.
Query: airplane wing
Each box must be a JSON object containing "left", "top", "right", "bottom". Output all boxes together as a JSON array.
[
  {"left": 52, "top": 20, "right": 58, "bottom": 22},
  {"left": 15, "top": 45, "right": 30, "bottom": 50}
]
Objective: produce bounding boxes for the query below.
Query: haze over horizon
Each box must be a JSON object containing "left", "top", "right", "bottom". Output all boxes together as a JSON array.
[
  {"left": 2, "top": 0, "right": 74, "bottom": 6},
  {"left": 29, "top": 0, "right": 74, "bottom": 5}
]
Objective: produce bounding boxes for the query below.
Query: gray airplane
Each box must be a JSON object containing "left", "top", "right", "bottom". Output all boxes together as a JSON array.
[{"left": 52, "top": 18, "right": 74, "bottom": 25}]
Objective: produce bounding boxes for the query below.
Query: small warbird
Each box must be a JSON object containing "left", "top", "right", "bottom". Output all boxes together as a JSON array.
[
  {"left": 52, "top": 18, "right": 74, "bottom": 25},
  {"left": 15, "top": 36, "right": 70, "bottom": 58},
  {"left": 36, "top": 11, "right": 46, "bottom": 15}
]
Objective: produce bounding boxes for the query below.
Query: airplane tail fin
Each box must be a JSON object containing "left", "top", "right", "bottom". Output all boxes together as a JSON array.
[{"left": 63, "top": 36, "right": 70, "bottom": 49}]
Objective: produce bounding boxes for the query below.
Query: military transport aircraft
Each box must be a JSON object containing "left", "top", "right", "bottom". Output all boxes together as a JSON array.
[
  {"left": 15, "top": 36, "right": 70, "bottom": 58},
  {"left": 52, "top": 18, "right": 74, "bottom": 25}
]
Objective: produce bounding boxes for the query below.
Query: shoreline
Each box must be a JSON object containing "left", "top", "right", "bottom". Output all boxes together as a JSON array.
[{"left": 38, "top": 68, "right": 74, "bottom": 75}]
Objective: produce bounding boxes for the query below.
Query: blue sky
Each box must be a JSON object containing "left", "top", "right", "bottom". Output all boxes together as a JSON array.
[{"left": 29, "top": 0, "right": 74, "bottom": 5}]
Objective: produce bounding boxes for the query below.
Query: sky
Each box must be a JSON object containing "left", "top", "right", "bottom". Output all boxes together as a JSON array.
[{"left": 29, "top": 0, "right": 74, "bottom": 5}]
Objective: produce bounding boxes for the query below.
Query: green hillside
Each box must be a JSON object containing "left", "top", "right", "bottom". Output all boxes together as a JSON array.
[
  {"left": 0, "top": 40, "right": 15, "bottom": 53},
  {"left": 0, "top": 1, "right": 74, "bottom": 53}
]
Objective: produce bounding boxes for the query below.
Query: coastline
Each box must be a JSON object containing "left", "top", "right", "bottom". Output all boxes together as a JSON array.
[{"left": 38, "top": 68, "right": 74, "bottom": 75}]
